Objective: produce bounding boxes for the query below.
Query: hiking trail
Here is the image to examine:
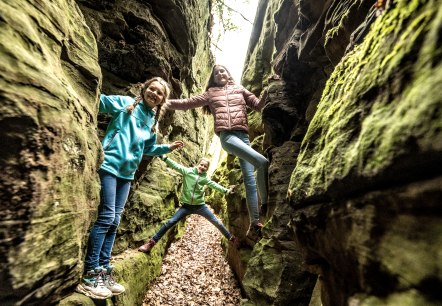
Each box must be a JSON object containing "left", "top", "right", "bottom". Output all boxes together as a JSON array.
[{"left": 142, "top": 214, "right": 242, "bottom": 306}]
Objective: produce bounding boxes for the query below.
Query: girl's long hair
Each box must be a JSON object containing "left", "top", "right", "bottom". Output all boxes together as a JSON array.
[
  {"left": 128, "top": 77, "right": 170, "bottom": 132},
  {"left": 202, "top": 65, "right": 235, "bottom": 115}
]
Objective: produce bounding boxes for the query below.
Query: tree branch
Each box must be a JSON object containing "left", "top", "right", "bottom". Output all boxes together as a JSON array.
[{"left": 217, "top": 0, "right": 253, "bottom": 24}]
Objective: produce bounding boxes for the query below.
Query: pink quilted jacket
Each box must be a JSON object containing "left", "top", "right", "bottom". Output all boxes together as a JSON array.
[{"left": 165, "top": 84, "right": 264, "bottom": 134}]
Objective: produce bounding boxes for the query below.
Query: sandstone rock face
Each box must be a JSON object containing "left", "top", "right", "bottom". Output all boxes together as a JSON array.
[
  {"left": 1, "top": 0, "right": 213, "bottom": 305},
  {"left": 289, "top": 1, "right": 442, "bottom": 305},
  {"left": 0, "top": 0, "right": 102, "bottom": 304},
  {"left": 3, "top": 0, "right": 441, "bottom": 305},
  {"left": 78, "top": 0, "right": 215, "bottom": 305},
  {"left": 78, "top": 0, "right": 213, "bottom": 95},
  {"left": 78, "top": 0, "right": 215, "bottom": 194},
  {"left": 240, "top": 0, "right": 442, "bottom": 305}
]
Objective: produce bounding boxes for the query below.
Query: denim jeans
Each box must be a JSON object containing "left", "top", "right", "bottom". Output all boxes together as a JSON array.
[
  {"left": 219, "top": 130, "right": 268, "bottom": 224},
  {"left": 84, "top": 170, "right": 131, "bottom": 271},
  {"left": 153, "top": 204, "right": 231, "bottom": 241}
]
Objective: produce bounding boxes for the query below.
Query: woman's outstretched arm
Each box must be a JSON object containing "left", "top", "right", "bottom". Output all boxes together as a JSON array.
[
  {"left": 165, "top": 92, "right": 210, "bottom": 110},
  {"left": 243, "top": 87, "right": 265, "bottom": 111}
]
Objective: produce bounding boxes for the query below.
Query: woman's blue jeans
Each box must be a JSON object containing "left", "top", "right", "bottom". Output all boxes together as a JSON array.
[
  {"left": 219, "top": 130, "right": 269, "bottom": 224},
  {"left": 153, "top": 204, "right": 232, "bottom": 241},
  {"left": 84, "top": 170, "right": 131, "bottom": 271}
]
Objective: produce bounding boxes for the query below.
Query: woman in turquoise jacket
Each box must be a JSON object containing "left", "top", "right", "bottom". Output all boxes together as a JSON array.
[
  {"left": 77, "top": 77, "right": 184, "bottom": 300},
  {"left": 138, "top": 156, "right": 239, "bottom": 253}
]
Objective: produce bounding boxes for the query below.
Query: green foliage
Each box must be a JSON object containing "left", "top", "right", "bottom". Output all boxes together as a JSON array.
[
  {"left": 211, "top": 0, "right": 253, "bottom": 45},
  {"left": 213, "top": 0, "right": 252, "bottom": 31},
  {"left": 289, "top": 0, "right": 442, "bottom": 202}
]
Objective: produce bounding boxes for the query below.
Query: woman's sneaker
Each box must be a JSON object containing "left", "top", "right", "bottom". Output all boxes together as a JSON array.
[
  {"left": 102, "top": 265, "right": 125, "bottom": 295},
  {"left": 76, "top": 268, "right": 113, "bottom": 299},
  {"left": 138, "top": 238, "right": 156, "bottom": 253}
]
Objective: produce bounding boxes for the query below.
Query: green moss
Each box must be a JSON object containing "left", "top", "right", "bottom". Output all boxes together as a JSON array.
[
  {"left": 289, "top": 1, "right": 442, "bottom": 201},
  {"left": 377, "top": 215, "right": 442, "bottom": 288},
  {"left": 352, "top": 289, "right": 437, "bottom": 306},
  {"left": 242, "top": 0, "right": 281, "bottom": 93},
  {"left": 324, "top": 2, "right": 352, "bottom": 45},
  {"left": 242, "top": 239, "right": 284, "bottom": 299},
  {"left": 111, "top": 250, "right": 163, "bottom": 306},
  {"left": 58, "top": 292, "right": 98, "bottom": 306},
  {"left": 1, "top": 0, "right": 103, "bottom": 299}
]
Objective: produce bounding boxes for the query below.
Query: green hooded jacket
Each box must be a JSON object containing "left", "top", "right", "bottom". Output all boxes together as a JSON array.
[{"left": 163, "top": 157, "right": 229, "bottom": 205}]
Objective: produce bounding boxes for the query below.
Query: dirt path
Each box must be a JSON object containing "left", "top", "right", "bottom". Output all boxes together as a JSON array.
[{"left": 142, "top": 214, "right": 242, "bottom": 306}]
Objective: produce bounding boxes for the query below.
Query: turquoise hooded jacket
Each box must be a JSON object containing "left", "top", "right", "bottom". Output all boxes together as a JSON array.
[
  {"left": 163, "top": 157, "right": 229, "bottom": 205},
  {"left": 99, "top": 94, "right": 170, "bottom": 180}
]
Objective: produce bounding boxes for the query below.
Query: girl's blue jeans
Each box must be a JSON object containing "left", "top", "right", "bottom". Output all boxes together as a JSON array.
[
  {"left": 153, "top": 204, "right": 231, "bottom": 241},
  {"left": 219, "top": 130, "right": 269, "bottom": 224},
  {"left": 84, "top": 170, "right": 131, "bottom": 271}
]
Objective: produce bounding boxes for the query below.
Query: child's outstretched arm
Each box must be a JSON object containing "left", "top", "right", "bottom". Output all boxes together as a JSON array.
[
  {"left": 99, "top": 94, "right": 133, "bottom": 114},
  {"left": 169, "top": 140, "right": 184, "bottom": 151},
  {"left": 160, "top": 155, "right": 188, "bottom": 175},
  {"left": 143, "top": 139, "right": 184, "bottom": 156},
  {"left": 206, "top": 180, "right": 234, "bottom": 195}
]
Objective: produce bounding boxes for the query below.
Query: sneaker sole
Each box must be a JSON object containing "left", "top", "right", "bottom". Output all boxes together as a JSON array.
[
  {"left": 76, "top": 284, "right": 113, "bottom": 300},
  {"left": 107, "top": 285, "right": 126, "bottom": 296},
  {"left": 110, "top": 289, "right": 125, "bottom": 296}
]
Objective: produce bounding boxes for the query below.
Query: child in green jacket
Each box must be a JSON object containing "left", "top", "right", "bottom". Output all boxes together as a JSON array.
[{"left": 138, "top": 156, "right": 238, "bottom": 252}]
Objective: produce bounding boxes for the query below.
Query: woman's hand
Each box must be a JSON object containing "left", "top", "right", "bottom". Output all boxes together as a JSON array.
[{"left": 170, "top": 140, "right": 184, "bottom": 151}]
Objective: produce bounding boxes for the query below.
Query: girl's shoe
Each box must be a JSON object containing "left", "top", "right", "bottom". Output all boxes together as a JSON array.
[
  {"left": 102, "top": 265, "right": 125, "bottom": 295},
  {"left": 138, "top": 238, "right": 156, "bottom": 253},
  {"left": 76, "top": 268, "right": 113, "bottom": 299}
]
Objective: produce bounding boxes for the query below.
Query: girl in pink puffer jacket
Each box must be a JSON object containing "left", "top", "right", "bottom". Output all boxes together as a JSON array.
[{"left": 165, "top": 64, "right": 268, "bottom": 240}]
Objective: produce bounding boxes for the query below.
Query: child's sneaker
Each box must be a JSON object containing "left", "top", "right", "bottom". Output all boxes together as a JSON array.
[
  {"left": 76, "top": 268, "right": 113, "bottom": 299},
  {"left": 138, "top": 238, "right": 156, "bottom": 253},
  {"left": 102, "top": 265, "right": 125, "bottom": 295},
  {"left": 246, "top": 222, "right": 263, "bottom": 241}
]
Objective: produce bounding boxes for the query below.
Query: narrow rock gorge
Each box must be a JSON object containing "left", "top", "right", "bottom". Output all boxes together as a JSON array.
[{"left": 1, "top": 0, "right": 441, "bottom": 306}]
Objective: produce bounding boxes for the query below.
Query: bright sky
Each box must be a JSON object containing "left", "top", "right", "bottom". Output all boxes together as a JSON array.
[
  {"left": 207, "top": 1, "right": 258, "bottom": 174},
  {"left": 212, "top": 0, "right": 258, "bottom": 82}
]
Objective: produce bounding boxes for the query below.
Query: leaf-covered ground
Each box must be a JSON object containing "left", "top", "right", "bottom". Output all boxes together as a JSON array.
[{"left": 142, "top": 214, "right": 242, "bottom": 306}]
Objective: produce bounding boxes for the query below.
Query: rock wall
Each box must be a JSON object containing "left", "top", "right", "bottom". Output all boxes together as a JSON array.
[
  {"left": 1, "top": 0, "right": 213, "bottom": 305},
  {"left": 0, "top": 1, "right": 102, "bottom": 304},
  {"left": 3, "top": 0, "right": 441, "bottom": 305},
  {"left": 238, "top": 0, "right": 442, "bottom": 305},
  {"left": 76, "top": 0, "right": 215, "bottom": 254}
]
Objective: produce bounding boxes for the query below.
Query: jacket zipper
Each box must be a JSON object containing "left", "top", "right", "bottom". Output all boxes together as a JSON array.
[
  {"left": 225, "top": 86, "right": 231, "bottom": 129},
  {"left": 129, "top": 111, "right": 149, "bottom": 153},
  {"left": 190, "top": 175, "right": 201, "bottom": 204},
  {"left": 103, "top": 130, "right": 119, "bottom": 150}
]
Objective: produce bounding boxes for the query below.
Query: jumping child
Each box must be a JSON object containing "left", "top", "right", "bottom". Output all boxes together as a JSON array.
[{"left": 138, "top": 156, "right": 238, "bottom": 253}]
